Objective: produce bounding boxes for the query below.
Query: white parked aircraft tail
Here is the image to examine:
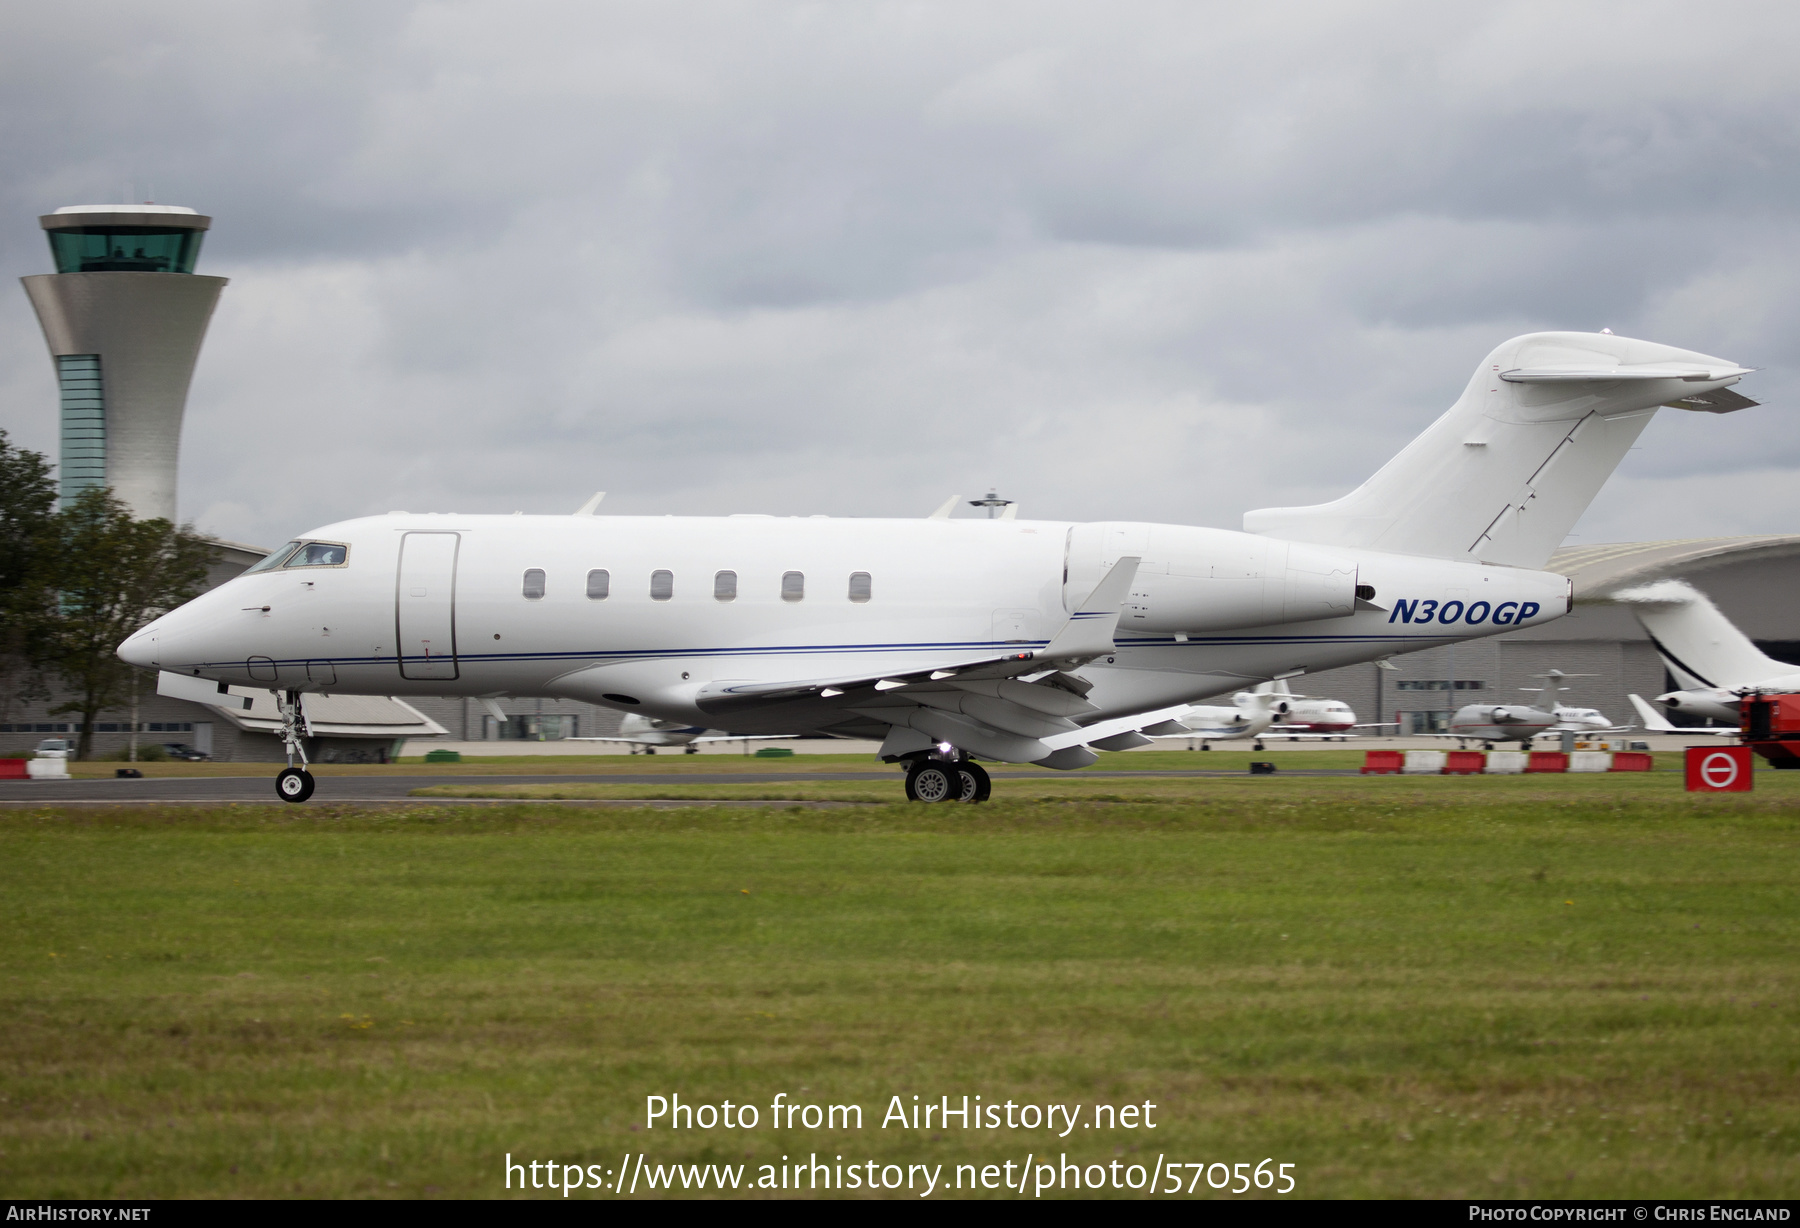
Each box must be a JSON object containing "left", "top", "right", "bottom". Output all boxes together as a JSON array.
[
  {"left": 1243, "top": 332, "right": 1755, "bottom": 568},
  {"left": 1611, "top": 579, "right": 1786, "bottom": 691}
]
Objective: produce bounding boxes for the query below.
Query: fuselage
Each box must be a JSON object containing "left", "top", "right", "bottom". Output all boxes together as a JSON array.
[
  {"left": 1447, "top": 703, "right": 1558, "bottom": 743},
  {"left": 122, "top": 512, "right": 1573, "bottom": 737},
  {"left": 1269, "top": 697, "right": 1357, "bottom": 733}
]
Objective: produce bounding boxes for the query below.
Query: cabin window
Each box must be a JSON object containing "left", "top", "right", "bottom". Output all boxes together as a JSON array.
[
  {"left": 781, "top": 571, "right": 805, "bottom": 602},
  {"left": 522, "top": 569, "right": 546, "bottom": 600},
  {"left": 586, "top": 569, "right": 610, "bottom": 600},
  {"left": 650, "top": 570, "right": 674, "bottom": 601},
  {"left": 848, "top": 571, "right": 872, "bottom": 603},
  {"left": 714, "top": 570, "right": 737, "bottom": 601}
]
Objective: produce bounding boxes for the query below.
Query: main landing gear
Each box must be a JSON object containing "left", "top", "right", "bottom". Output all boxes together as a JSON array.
[
  {"left": 902, "top": 756, "right": 991, "bottom": 804},
  {"left": 274, "top": 688, "right": 315, "bottom": 803}
]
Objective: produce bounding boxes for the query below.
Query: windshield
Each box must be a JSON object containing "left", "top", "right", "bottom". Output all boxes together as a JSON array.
[
  {"left": 287, "top": 542, "right": 348, "bottom": 567},
  {"left": 243, "top": 542, "right": 301, "bottom": 574},
  {"left": 241, "top": 540, "right": 350, "bottom": 575}
]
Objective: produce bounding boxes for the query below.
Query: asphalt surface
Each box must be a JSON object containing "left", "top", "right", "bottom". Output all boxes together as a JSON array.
[{"left": 0, "top": 766, "right": 1352, "bottom": 805}]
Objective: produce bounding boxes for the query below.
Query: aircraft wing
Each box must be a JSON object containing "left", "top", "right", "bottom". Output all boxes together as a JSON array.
[
  {"left": 691, "top": 733, "right": 799, "bottom": 743},
  {"left": 690, "top": 559, "right": 1217, "bottom": 766},
  {"left": 1628, "top": 693, "right": 1737, "bottom": 736},
  {"left": 694, "top": 557, "right": 1143, "bottom": 718},
  {"left": 1260, "top": 731, "right": 1368, "bottom": 740}
]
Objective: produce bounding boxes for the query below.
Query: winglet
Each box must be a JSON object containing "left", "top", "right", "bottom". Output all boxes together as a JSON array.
[
  {"left": 1628, "top": 693, "right": 1678, "bottom": 733},
  {"left": 927, "top": 494, "right": 960, "bottom": 520},
  {"left": 1039, "top": 556, "right": 1140, "bottom": 664}
]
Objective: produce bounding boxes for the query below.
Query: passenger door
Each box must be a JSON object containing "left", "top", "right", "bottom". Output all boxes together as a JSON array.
[{"left": 396, "top": 532, "right": 460, "bottom": 679}]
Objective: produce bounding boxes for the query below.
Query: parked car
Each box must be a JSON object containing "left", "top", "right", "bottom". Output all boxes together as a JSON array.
[
  {"left": 34, "top": 738, "right": 71, "bottom": 759},
  {"left": 160, "top": 743, "right": 209, "bottom": 762}
]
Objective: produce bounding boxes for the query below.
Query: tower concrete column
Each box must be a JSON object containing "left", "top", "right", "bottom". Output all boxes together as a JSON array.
[{"left": 20, "top": 205, "right": 227, "bottom": 523}]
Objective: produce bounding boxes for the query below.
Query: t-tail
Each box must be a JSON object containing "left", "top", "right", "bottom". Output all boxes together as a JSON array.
[
  {"left": 1611, "top": 579, "right": 1789, "bottom": 691},
  {"left": 1242, "top": 332, "right": 1756, "bottom": 568}
]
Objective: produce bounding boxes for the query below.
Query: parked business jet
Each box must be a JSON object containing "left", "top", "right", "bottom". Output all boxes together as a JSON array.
[
  {"left": 568, "top": 711, "right": 796, "bottom": 753},
  {"left": 1144, "top": 687, "right": 1288, "bottom": 749},
  {"left": 1436, "top": 670, "right": 1626, "bottom": 746},
  {"left": 1245, "top": 679, "right": 1398, "bottom": 742},
  {"left": 124, "top": 331, "right": 1756, "bottom": 803},
  {"left": 1615, "top": 579, "right": 1800, "bottom": 726}
]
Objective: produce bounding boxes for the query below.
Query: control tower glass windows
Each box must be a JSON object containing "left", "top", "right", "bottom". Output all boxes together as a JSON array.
[
  {"left": 56, "top": 355, "right": 105, "bottom": 503},
  {"left": 47, "top": 227, "right": 203, "bottom": 274}
]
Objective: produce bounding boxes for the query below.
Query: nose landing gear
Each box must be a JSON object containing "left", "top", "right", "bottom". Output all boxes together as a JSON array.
[{"left": 274, "top": 688, "right": 315, "bottom": 804}]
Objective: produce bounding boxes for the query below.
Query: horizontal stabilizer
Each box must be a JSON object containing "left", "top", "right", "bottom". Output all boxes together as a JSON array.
[
  {"left": 1663, "top": 387, "right": 1758, "bottom": 414},
  {"left": 1501, "top": 364, "right": 1753, "bottom": 383}
]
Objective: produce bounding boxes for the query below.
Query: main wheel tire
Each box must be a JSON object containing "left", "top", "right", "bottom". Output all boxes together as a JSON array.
[
  {"left": 276, "top": 767, "right": 315, "bottom": 804},
  {"left": 1253, "top": 741, "right": 1265, "bottom": 751},
  {"left": 684, "top": 745, "right": 698, "bottom": 754},
  {"left": 905, "top": 762, "right": 960, "bottom": 802},
  {"left": 955, "top": 761, "right": 991, "bottom": 803}
]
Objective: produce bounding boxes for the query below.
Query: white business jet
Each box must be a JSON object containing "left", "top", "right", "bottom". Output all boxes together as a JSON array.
[
  {"left": 1250, "top": 679, "right": 1397, "bottom": 742},
  {"left": 568, "top": 711, "right": 797, "bottom": 754},
  {"left": 124, "top": 331, "right": 1756, "bottom": 804},
  {"left": 1143, "top": 687, "right": 1288, "bottom": 749},
  {"left": 1616, "top": 579, "right": 1800, "bottom": 729}
]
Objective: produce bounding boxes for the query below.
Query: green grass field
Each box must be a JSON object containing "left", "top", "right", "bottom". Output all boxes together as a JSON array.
[{"left": 3, "top": 761, "right": 1797, "bottom": 1199}]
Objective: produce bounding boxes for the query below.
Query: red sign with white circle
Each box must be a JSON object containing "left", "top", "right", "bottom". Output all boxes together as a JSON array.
[{"left": 1685, "top": 745, "right": 1753, "bottom": 792}]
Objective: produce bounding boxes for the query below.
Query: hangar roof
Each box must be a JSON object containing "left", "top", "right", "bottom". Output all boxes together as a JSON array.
[{"left": 1548, "top": 535, "right": 1800, "bottom": 600}]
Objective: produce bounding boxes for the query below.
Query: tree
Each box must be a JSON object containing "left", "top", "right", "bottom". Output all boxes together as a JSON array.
[
  {"left": 0, "top": 431, "right": 57, "bottom": 725},
  {"left": 34, "top": 489, "right": 214, "bottom": 760}
]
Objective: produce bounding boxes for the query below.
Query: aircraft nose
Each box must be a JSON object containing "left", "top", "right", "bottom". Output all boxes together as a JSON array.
[{"left": 117, "top": 620, "right": 166, "bottom": 670}]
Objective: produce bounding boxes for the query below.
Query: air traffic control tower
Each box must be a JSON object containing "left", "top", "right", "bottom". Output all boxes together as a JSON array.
[{"left": 21, "top": 205, "right": 227, "bottom": 521}]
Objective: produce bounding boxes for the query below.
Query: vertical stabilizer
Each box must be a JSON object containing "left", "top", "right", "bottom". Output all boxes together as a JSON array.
[
  {"left": 1611, "top": 580, "right": 1785, "bottom": 690},
  {"left": 1242, "top": 332, "right": 1755, "bottom": 568}
]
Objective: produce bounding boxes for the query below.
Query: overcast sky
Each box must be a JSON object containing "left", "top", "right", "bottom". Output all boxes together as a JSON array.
[{"left": 1, "top": 0, "right": 1796, "bottom": 550}]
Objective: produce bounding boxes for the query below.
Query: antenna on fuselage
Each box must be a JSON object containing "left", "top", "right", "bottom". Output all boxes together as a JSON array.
[{"left": 573, "top": 491, "right": 606, "bottom": 515}]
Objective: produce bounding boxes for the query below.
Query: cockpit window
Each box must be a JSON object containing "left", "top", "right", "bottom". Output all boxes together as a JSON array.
[
  {"left": 243, "top": 542, "right": 302, "bottom": 574},
  {"left": 286, "top": 542, "right": 349, "bottom": 567}
]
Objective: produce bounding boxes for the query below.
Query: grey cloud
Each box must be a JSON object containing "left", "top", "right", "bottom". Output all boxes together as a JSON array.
[{"left": 1, "top": 0, "right": 1797, "bottom": 552}]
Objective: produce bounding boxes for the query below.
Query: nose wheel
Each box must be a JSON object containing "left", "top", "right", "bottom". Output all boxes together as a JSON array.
[
  {"left": 277, "top": 767, "right": 315, "bottom": 803},
  {"left": 273, "top": 687, "right": 315, "bottom": 804}
]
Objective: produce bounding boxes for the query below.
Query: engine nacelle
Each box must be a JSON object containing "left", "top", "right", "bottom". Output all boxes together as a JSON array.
[{"left": 1064, "top": 523, "right": 1359, "bottom": 634}]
